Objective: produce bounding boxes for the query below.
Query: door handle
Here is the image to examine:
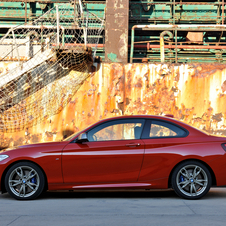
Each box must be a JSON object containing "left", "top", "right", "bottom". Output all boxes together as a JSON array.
[{"left": 126, "top": 143, "right": 141, "bottom": 147}]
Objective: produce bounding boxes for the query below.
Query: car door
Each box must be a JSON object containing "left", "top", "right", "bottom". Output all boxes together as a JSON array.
[
  {"left": 62, "top": 118, "right": 145, "bottom": 184},
  {"left": 139, "top": 119, "right": 189, "bottom": 182}
]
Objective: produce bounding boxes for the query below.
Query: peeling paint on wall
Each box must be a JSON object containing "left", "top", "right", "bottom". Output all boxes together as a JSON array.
[
  {"left": 107, "top": 53, "right": 119, "bottom": 62},
  {"left": 124, "top": 63, "right": 226, "bottom": 136},
  {"left": 1, "top": 62, "right": 226, "bottom": 149}
]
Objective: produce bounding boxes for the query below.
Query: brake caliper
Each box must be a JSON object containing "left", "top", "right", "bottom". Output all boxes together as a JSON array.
[{"left": 179, "top": 175, "right": 184, "bottom": 183}]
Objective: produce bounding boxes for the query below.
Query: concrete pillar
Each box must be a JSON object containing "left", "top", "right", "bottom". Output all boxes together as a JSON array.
[{"left": 105, "top": 0, "right": 129, "bottom": 63}]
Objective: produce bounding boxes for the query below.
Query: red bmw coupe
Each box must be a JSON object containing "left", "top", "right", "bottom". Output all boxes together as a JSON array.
[{"left": 1, "top": 115, "right": 226, "bottom": 200}]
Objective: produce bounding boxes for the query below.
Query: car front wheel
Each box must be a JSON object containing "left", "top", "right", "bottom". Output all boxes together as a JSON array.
[
  {"left": 171, "top": 161, "right": 212, "bottom": 199},
  {"left": 5, "top": 162, "right": 45, "bottom": 200}
]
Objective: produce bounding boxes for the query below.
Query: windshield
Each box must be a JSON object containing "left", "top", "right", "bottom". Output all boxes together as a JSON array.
[{"left": 63, "top": 120, "right": 105, "bottom": 141}]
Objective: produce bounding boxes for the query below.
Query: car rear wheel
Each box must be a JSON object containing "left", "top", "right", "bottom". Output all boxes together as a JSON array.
[
  {"left": 5, "top": 162, "right": 45, "bottom": 200},
  {"left": 171, "top": 161, "right": 212, "bottom": 199}
]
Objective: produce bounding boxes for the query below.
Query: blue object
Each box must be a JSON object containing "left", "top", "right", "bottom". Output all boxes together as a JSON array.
[
  {"left": 30, "top": 173, "right": 37, "bottom": 184},
  {"left": 179, "top": 175, "right": 184, "bottom": 183}
]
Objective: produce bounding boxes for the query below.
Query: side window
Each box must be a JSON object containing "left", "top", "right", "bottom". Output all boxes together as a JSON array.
[
  {"left": 87, "top": 119, "right": 145, "bottom": 142},
  {"left": 143, "top": 120, "right": 187, "bottom": 138}
]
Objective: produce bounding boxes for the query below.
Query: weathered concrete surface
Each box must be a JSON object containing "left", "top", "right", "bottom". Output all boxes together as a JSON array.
[
  {"left": 105, "top": 0, "right": 129, "bottom": 63},
  {"left": 0, "top": 188, "right": 226, "bottom": 226}
]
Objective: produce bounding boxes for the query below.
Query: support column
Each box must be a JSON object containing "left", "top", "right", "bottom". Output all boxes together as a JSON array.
[{"left": 105, "top": 0, "right": 129, "bottom": 63}]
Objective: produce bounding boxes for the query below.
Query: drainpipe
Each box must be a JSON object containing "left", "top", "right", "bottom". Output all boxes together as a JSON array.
[{"left": 160, "top": 31, "right": 173, "bottom": 63}]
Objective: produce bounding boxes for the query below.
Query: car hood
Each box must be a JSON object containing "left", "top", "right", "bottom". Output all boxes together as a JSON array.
[
  {"left": 19, "top": 141, "right": 68, "bottom": 148},
  {"left": 0, "top": 141, "right": 69, "bottom": 153}
]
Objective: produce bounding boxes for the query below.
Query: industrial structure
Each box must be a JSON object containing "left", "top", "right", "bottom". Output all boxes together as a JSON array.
[{"left": 0, "top": 0, "right": 226, "bottom": 148}]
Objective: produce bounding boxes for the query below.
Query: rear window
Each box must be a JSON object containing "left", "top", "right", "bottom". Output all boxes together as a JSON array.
[{"left": 142, "top": 120, "right": 187, "bottom": 139}]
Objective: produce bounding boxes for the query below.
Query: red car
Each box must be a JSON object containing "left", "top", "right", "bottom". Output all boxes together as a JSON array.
[{"left": 1, "top": 115, "right": 226, "bottom": 200}]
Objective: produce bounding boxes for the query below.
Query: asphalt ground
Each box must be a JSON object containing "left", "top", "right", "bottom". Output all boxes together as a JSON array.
[{"left": 0, "top": 188, "right": 226, "bottom": 226}]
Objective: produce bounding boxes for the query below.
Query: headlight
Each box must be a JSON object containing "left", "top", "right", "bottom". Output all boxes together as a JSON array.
[{"left": 0, "top": 155, "right": 9, "bottom": 162}]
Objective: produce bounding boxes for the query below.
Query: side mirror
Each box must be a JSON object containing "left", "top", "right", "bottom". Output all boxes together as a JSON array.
[{"left": 76, "top": 133, "right": 89, "bottom": 143}]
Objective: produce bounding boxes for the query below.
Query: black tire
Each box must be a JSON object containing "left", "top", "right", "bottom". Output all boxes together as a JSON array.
[
  {"left": 171, "top": 160, "right": 212, "bottom": 200},
  {"left": 4, "top": 162, "right": 45, "bottom": 200}
]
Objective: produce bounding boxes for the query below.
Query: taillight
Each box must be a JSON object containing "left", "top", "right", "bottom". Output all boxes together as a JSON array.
[{"left": 221, "top": 143, "right": 226, "bottom": 152}]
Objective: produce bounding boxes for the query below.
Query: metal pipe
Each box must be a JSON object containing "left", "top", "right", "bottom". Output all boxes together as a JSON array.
[
  {"left": 160, "top": 36, "right": 164, "bottom": 63},
  {"left": 56, "top": 5, "right": 60, "bottom": 47},
  {"left": 159, "top": 31, "right": 173, "bottom": 63},
  {"left": 146, "top": 44, "right": 226, "bottom": 50},
  {"left": 0, "top": 0, "right": 223, "bottom": 4},
  {"left": 0, "top": 0, "right": 68, "bottom": 2},
  {"left": 133, "top": 57, "right": 226, "bottom": 60},
  {"left": 0, "top": 25, "right": 62, "bottom": 29},
  {"left": 160, "top": 31, "right": 174, "bottom": 40},
  {"left": 61, "top": 26, "right": 65, "bottom": 47},
  {"left": 134, "top": 24, "right": 226, "bottom": 29},
  {"left": 173, "top": 0, "right": 175, "bottom": 24},
  {"left": 78, "top": 0, "right": 87, "bottom": 47},
  {"left": 130, "top": 26, "right": 135, "bottom": 63},
  {"left": 26, "top": 31, "right": 39, "bottom": 57},
  {"left": 130, "top": 24, "right": 226, "bottom": 62},
  {"left": 84, "top": 10, "right": 88, "bottom": 48},
  {"left": 175, "top": 29, "right": 178, "bottom": 63},
  {"left": 0, "top": 24, "right": 102, "bottom": 31},
  {"left": 129, "top": 1, "right": 226, "bottom": 5},
  {"left": 25, "top": 0, "right": 27, "bottom": 24},
  {"left": 52, "top": 43, "right": 105, "bottom": 48},
  {"left": 223, "top": 0, "right": 225, "bottom": 25},
  {"left": 136, "top": 57, "right": 226, "bottom": 61},
  {"left": 78, "top": 0, "right": 84, "bottom": 15},
  {"left": 11, "top": 30, "right": 21, "bottom": 66}
]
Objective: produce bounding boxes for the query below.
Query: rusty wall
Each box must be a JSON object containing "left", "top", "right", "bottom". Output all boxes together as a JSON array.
[
  {"left": 124, "top": 63, "right": 226, "bottom": 134},
  {"left": 1, "top": 62, "right": 226, "bottom": 148}
]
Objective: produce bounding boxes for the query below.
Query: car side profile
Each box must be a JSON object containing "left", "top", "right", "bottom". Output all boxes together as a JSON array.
[{"left": 1, "top": 115, "right": 226, "bottom": 200}]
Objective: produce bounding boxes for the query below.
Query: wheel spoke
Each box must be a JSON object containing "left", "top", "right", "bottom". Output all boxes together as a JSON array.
[
  {"left": 193, "top": 166, "right": 201, "bottom": 178},
  {"left": 195, "top": 179, "right": 207, "bottom": 186},
  {"left": 15, "top": 167, "right": 23, "bottom": 179},
  {"left": 27, "top": 172, "right": 38, "bottom": 181},
  {"left": 192, "top": 184, "right": 197, "bottom": 195},
  {"left": 190, "top": 183, "right": 193, "bottom": 195},
  {"left": 9, "top": 179, "right": 22, "bottom": 187},
  {"left": 22, "top": 184, "right": 26, "bottom": 196},
  {"left": 26, "top": 182, "right": 38, "bottom": 190},
  {"left": 181, "top": 181, "right": 190, "bottom": 188},
  {"left": 180, "top": 168, "right": 190, "bottom": 179},
  {"left": 19, "top": 184, "right": 25, "bottom": 197},
  {"left": 27, "top": 169, "right": 35, "bottom": 178}
]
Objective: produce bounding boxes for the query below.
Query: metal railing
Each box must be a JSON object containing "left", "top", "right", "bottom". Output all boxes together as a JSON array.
[{"left": 130, "top": 24, "right": 226, "bottom": 63}]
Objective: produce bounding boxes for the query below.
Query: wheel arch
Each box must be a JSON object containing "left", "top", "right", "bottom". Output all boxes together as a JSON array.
[
  {"left": 1, "top": 160, "right": 48, "bottom": 193},
  {"left": 168, "top": 158, "right": 217, "bottom": 188}
]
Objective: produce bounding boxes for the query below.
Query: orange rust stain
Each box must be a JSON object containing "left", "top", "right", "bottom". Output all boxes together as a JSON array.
[
  {"left": 2, "top": 62, "right": 226, "bottom": 149},
  {"left": 124, "top": 63, "right": 226, "bottom": 135}
]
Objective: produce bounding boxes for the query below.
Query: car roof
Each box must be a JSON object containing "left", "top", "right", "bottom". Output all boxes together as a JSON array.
[{"left": 81, "top": 115, "right": 207, "bottom": 137}]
